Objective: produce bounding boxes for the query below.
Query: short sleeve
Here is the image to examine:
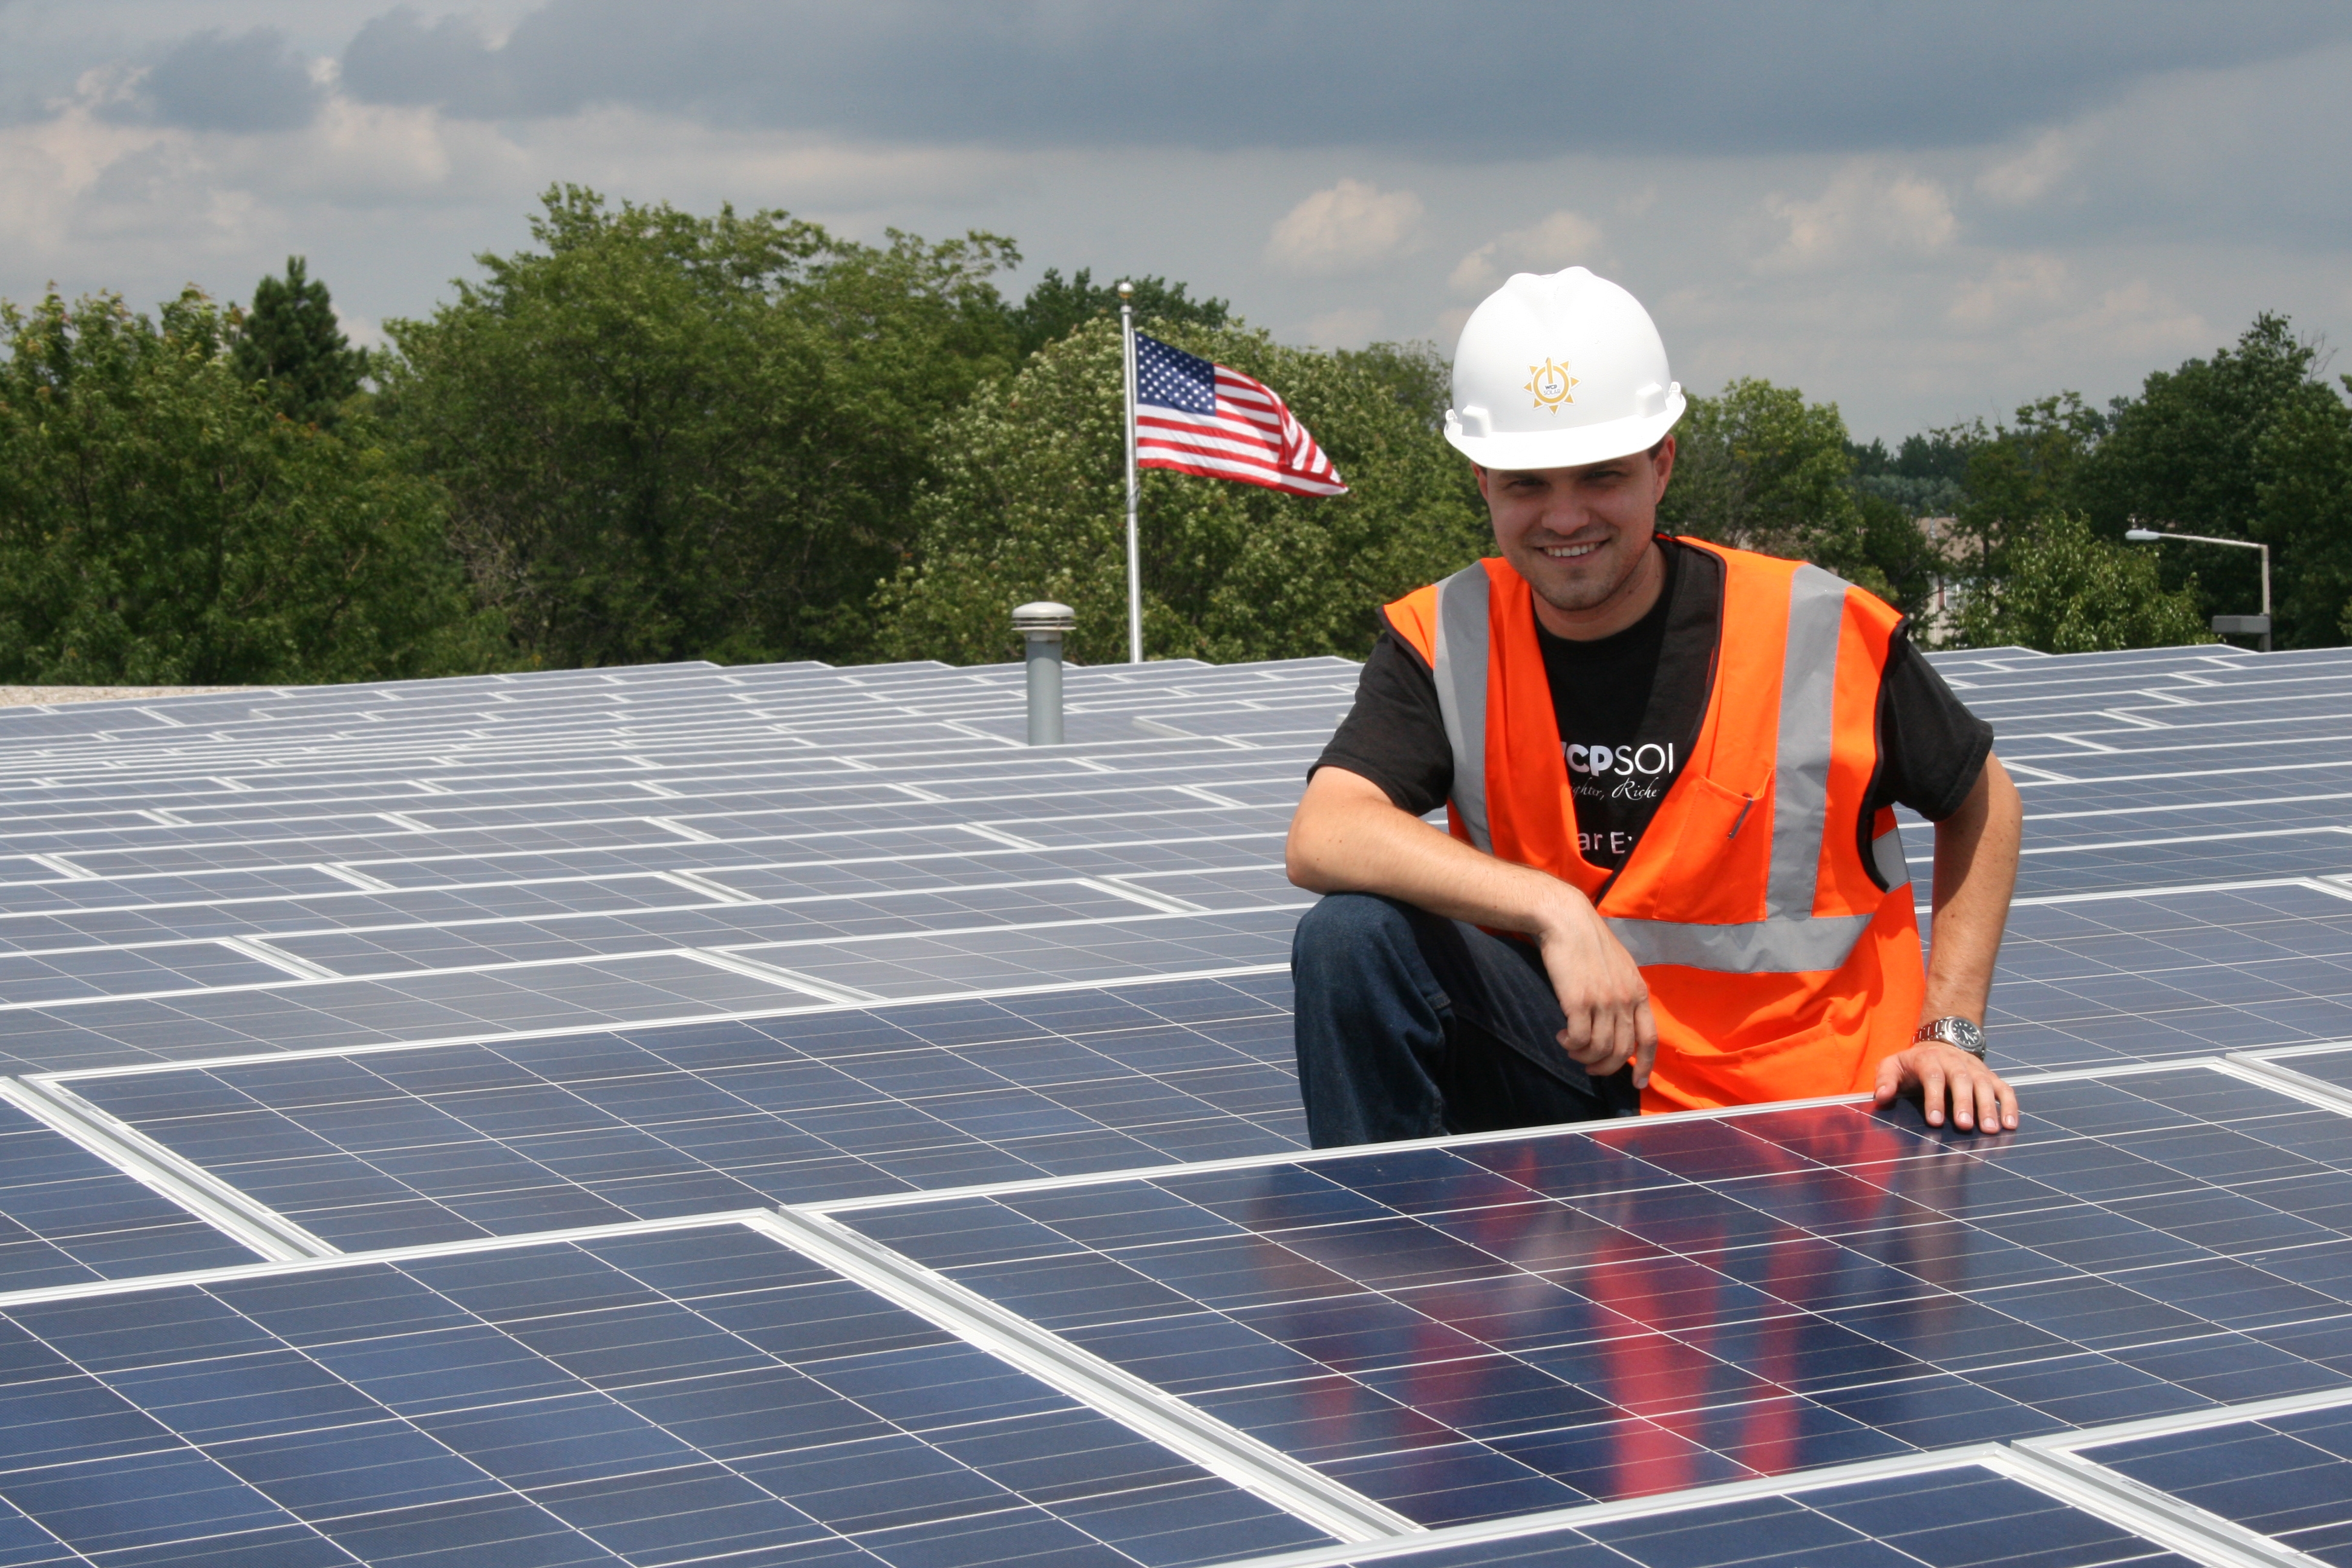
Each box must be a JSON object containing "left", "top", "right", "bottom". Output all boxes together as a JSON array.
[
  {"left": 1872, "top": 634, "right": 1994, "bottom": 822},
  {"left": 1310, "top": 631, "right": 1455, "bottom": 817}
]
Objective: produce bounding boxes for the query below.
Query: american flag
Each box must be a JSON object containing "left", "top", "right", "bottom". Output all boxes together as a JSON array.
[{"left": 1133, "top": 333, "right": 1347, "bottom": 497}]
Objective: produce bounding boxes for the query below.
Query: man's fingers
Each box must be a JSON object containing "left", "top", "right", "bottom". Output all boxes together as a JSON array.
[
  {"left": 1632, "top": 1000, "right": 1658, "bottom": 1089},
  {"left": 1977, "top": 1073, "right": 2008, "bottom": 1135},
  {"left": 1872, "top": 1053, "right": 1904, "bottom": 1106},
  {"left": 1919, "top": 1062, "right": 1948, "bottom": 1126},
  {"left": 1605, "top": 1007, "right": 1638, "bottom": 1078},
  {"left": 1557, "top": 1009, "right": 1595, "bottom": 1062}
]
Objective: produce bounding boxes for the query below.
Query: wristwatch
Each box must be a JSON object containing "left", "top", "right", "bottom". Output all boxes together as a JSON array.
[{"left": 1914, "top": 1016, "right": 1988, "bottom": 1060}]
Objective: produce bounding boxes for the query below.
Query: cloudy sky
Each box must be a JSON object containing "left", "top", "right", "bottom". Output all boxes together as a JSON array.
[{"left": 4, "top": 1, "right": 2349, "bottom": 440}]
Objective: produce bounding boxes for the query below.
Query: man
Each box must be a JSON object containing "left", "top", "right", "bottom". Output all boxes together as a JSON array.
[{"left": 1285, "top": 266, "right": 2020, "bottom": 1148}]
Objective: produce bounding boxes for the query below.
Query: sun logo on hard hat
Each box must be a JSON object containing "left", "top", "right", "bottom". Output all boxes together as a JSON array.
[{"left": 1524, "top": 358, "right": 1578, "bottom": 412}]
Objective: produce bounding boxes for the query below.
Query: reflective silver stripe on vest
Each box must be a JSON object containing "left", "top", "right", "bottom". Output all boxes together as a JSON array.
[
  {"left": 1431, "top": 563, "right": 1494, "bottom": 852},
  {"left": 1606, "top": 910, "right": 1877, "bottom": 975},
  {"left": 1872, "top": 825, "right": 1909, "bottom": 890},
  {"left": 1766, "top": 564, "right": 1849, "bottom": 916}
]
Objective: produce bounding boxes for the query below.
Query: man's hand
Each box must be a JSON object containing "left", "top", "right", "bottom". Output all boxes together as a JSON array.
[
  {"left": 1535, "top": 892, "right": 1656, "bottom": 1089},
  {"left": 1873, "top": 1042, "right": 2017, "bottom": 1132}
]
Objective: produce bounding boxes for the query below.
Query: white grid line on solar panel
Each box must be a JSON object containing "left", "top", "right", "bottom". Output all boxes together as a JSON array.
[
  {"left": 40, "top": 976, "right": 1308, "bottom": 1242},
  {"left": 2, "top": 837, "right": 2295, "bottom": 994},
  {"left": 0, "top": 739, "right": 1321, "bottom": 822},
  {"left": 792, "top": 1054, "right": 2314, "bottom": 1220},
  {"left": 0, "top": 881, "right": 1302, "bottom": 1005},
  {"left": 0, "top": 832, "right": 1298, "bottom": 921},
  {"left": 0, "top": 902, "right": 1310, "bottom": 1016},
  {"left": 1988, "top": 700, "right": 2352, "bottom": 739},
  {"left": 0, "top": 864, "right": 1290, "bottom": 957},
  {"left": 0, "top": 1209, "right": 1340, "bottom": 1567},
  {"left": 1999, "top": 745, "right": 2352, "bottom": 787},
  {"left": 0, "top": 833, "right": 1290, "bottom": 924},
  {"left": 1212, "top": 1447, "right": 2301, "bottom": 1568},
  {"left": 0, "top": 763, "right": 1312, "bottom": 852},
  {"left": 0, "top": 828, "right": 1284, "bottom": 919},
  {"left": 0, "top": 771, "right": 1307, "bottom": 860},
  {"left": 0, "top": 802, "right": 1297, "bottom": 887},
  {"left": 2005, "top": 1440, "right": 2338, "bottom": 1568},
  {"left": 4, "top": 860, "right": 2352, "bottom": 1067},
  {"left": 2010, "top": 771, "right": 2352, "bottom": 813},
  {"left": 1936, "top": 648, "right": 2347, "bottom": 683},
  {"left": 0, "top": 660, "right": 1360, "bottom": 746},
  {"left": 0, "top": 946, "right": 1304, "bottom": 1077},
  {"left": 0, "top": 669, "right": 1353, "bottom": 745},
  {"left": 12, "top": 1040, "right": 2202, "bottom": 1288},
  {"left": 0, "top": 728, "right": 1321, "bottom": 795},
  {"left": 0, "top": 672, "right": 1336, "bottom": 751},
  {"left": 2002, "top": 841, "right": 2352, "bottom": 900},
  {"left": 0, "top": 1076, "right": 335, "bottom": 1263},
  {"left": 18, "top": 1034, "right": 2333, "bottom": 1279},
  {"left": 0, "top": 783, "right": 1290, "bottom": 861}
]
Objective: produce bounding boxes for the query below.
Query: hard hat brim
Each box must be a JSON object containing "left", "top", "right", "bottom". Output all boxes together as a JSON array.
[{"left": 1443, "top": 390, "right": 1687, "bottom": 472}]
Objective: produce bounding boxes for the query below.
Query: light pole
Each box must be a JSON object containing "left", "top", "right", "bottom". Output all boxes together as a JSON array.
[{"left": 2123, "top": 526, "right": 2271, "bottom": 653}]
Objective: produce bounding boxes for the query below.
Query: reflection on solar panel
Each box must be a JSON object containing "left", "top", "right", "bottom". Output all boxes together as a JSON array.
[{"left": 0, "top": 641, "right": 2350, "bottom": 1561}]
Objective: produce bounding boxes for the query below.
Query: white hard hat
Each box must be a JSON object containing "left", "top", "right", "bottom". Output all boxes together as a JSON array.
[{"left": 1445, "top": 266, "right": 1685, "bottom": 471}]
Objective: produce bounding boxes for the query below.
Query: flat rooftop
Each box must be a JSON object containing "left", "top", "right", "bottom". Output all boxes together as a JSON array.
[{"left": 0, "top": 644, "right": 2339, "bottom": 1566}]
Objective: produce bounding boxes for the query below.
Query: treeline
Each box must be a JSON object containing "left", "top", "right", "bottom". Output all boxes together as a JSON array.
[
  {"left": 3, "top": 185, "right": 2347, "bottom": 682},
  {"left": 1662, "top": 316, "right": 2352, "bottom": 653}
]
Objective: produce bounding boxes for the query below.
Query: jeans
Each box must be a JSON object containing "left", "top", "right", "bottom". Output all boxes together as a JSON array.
[{"left": 1291, "top": 892, "right": 1641, "bottom": 1148}]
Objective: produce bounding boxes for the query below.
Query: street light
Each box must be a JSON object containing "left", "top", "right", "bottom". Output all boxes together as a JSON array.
[{"left": 2123, "top": 526, "right": 2271, "bottom": 652}]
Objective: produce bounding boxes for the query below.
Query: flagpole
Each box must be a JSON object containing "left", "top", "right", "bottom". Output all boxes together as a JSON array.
[{"left": 1118, "top": 281, "right": 1143, "bottom": 664}]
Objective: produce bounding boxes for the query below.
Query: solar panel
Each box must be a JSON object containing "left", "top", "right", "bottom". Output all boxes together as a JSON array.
[
  {"left": 0, "top": 1220, "right": 1328, "bottom": 1564},
  {"left": 0, "top": 640, "right": 2347, "bottom": 1562}
]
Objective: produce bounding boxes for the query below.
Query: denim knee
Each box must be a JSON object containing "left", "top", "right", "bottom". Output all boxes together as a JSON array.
[{"left": 1292, "top": 893, "right": 1432, "bottom": 987}]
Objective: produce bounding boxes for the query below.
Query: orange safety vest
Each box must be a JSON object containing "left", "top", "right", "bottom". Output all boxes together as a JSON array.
[{"left": 1381, "top": 540, "right": 1926, "bottom": 1114}]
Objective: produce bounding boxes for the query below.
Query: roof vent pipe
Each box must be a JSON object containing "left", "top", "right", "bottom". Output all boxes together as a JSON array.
[{"left": 1013, "top": 602, "right": 1076, "bottom": 745}]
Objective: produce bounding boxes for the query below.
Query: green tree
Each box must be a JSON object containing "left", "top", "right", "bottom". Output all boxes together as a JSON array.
[
  {"left": 1956, "top": 512, "right": 2209, "bottom": 653},
  {"left": 874, "top": 321, "right": 1486, "bottom": 665},
  {"left": 1007, "top": 268, "right": 1229, "bottom": 359},
  {"left": 1658, "top": 376, "right": 1932, "bottom": 616},
  {"left": 230, "top": 256, "right": 367, "bottom": 426},
  {"left": 1945, "top": 393, "right": 2106, "bottom": 581},
  {"left": 381, "top": 185, "right": 1020, "bottom": 668},
  {"left": 2076, "top": 315, "right": 2348, "bottom": 644},
  {"left": 1846, "top": 429, "right": 1968, "bottom": 518},
  {"left": 2262, "top": 379, "right": 2352, "bottom": 642},
  {"left": 0, "top": 289, "right": 490, "bottom": 684}
]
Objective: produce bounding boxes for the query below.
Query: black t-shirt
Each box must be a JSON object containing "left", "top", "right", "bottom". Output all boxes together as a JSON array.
[{"left": 1314, "top": 537, "right": 1993, "bottom": 877}]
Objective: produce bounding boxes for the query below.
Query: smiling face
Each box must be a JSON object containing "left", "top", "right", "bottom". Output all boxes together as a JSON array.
[{"left": 1476, "top": 438, "right": 1677, "bottom": 639}]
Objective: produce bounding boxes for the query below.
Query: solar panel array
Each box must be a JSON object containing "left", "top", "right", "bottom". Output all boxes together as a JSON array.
[{"left": 0, "top": 639, "right": 2348, "bottom": 1565}]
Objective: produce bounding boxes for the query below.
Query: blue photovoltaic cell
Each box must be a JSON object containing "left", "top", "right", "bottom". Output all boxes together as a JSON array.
[
  {"left": 0, "top": 1098, "right": 254, "bottom": 1288},
  {"left": 0, "top": 1223, "right": 1326, "bottom": 1567},
  {"left": 1289, "top": 1463, "right": 2194, "bottom": 1568},
  {"left": 1984, "top": 885, "right": 2352, "bottom": 1071},
  {"left": 2080, "top": 1402, "right": 2352, "bottom": 1564},
  {"left": 73, "top": 976, "right": 1306, "bottom": 1246},
  {"left": 843, "top": 1072, "right": 2352, "bottom": 1526}
]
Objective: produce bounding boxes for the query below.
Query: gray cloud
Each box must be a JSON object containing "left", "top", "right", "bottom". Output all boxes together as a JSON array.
[
  {"left": 132, "top": 25, "right": 321, "bottom": 133},
  {"left": 338, "top": 1, "right": 2352, "bottom": 155}
]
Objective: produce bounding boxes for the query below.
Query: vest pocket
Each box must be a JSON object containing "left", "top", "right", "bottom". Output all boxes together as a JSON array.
[{"left": 1615, "top": 771, "right": 1772, "bottom": 925}]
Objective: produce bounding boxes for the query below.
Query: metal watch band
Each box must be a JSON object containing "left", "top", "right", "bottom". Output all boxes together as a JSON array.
[{"left": 1914, "top": 1016, "right": 1987, "bottom": 1059}]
